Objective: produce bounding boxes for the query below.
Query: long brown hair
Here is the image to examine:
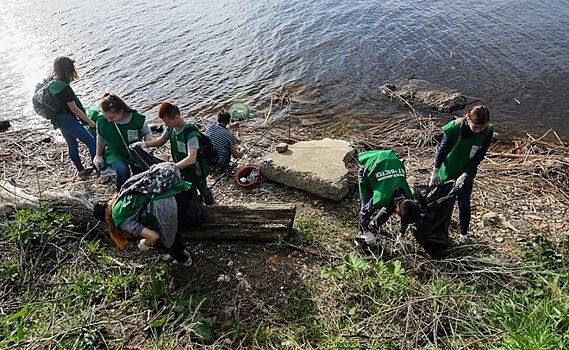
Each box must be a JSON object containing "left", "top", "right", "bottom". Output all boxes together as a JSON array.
[
  {"left": 100, "top": 93, "right": 135, "bottom": 114},
  {"left": 105, "top": 196, "right": 132, "bottom": 249},
  {"left": 53, "top": 56, "right": 79, "bottom": 83}
]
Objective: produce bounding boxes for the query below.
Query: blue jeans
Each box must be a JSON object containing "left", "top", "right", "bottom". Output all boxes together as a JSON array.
[
  {"left": 457, "top": 180, "right": 474, "bottom": 236},
  {"left": 111, "top": 158, "right": 144, "bottom": 192},
  {"left": 110, "top": 159, "right": 131, "bottom": 192},
  {"left": 57, "top": 113, "right": 96, "bottom": 171}
]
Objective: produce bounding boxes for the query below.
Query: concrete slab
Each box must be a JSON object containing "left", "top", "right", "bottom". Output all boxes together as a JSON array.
[{"left": 260, "top": 138, "right": 355, "bottom": 201}]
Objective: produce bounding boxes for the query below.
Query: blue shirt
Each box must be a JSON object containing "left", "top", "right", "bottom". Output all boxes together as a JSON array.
[{"left": 205, "top": 123, "right": 240, "bottom": 169}]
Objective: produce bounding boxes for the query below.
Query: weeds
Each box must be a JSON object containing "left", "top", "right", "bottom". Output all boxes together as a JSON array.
[
  {"left": 0, "top": 205, "right": 212, "bottom": 349},
  {"left": 1, "top": 204, "right": 567, "bottom": 349}
]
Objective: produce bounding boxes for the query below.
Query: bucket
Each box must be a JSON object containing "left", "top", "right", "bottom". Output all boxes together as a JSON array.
[
  {"left": 235, "top": 165, "right": 260, "bottom": 189},
  {"left": 229, "top": 103, "right": 250, "bottom": 121}
]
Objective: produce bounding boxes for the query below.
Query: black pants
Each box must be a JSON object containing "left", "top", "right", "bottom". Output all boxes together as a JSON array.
[{"left": 154, "top": 236, "right": 188, "bottom": 263}]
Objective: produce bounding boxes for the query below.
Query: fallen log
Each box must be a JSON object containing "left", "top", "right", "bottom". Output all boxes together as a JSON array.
[{"left": 0, "top": 180, "right": 295, "bottom": 242}]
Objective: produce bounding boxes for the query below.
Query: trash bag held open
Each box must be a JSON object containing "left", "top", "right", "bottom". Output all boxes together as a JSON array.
[{"left": 411, "top": 181, "right": 458, "bottom": 258}]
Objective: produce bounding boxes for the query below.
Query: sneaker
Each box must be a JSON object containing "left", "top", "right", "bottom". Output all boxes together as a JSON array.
[
  {"left": 100, "top": 167, "right": 116, "bottom": 183},
  {"left": 458, "top": 234, "right": 470, "bottom": 245},
  {"left": 355, "top": 231, "right": 376, "bottom": 246},
  {"left": 161, "top": 254, "right": 173, "bottom": 261},
  {"left": 393, "top": 235, "right": 410, "bottom": 253},
  {"left": 174, "top": 251, "right": 192, "bottom": 266},
  {"left": 78, "top": 168, "right": 94, "bottom": 180},
  {"left": 175, "top": 256, "right": 193, "bottom": 267}
]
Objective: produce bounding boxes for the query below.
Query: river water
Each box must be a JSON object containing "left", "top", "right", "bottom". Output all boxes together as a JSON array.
[{"left": 1, "top": 0, "right": 568, "bottom": 139}]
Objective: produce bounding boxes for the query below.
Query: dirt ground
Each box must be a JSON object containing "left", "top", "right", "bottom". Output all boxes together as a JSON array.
[{"left": 1, "top": 112, "right": 567, "bottom": 344}]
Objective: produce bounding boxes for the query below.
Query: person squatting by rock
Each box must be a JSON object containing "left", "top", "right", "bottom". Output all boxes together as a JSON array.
[
  {"left": 356, "top": 149, "right": 421, "bottom": 247},
  {"left": 429, "top": 105, "right": 494, "bottom": 245},
  {"left": 92, "top": 162, "right": 203, "bottom": 265},
  {"left": 205, "top": 109, "right": 247, "bottom": 171},
  {"left": 131, "top": 101, "right": 214, "bottom": 205}
]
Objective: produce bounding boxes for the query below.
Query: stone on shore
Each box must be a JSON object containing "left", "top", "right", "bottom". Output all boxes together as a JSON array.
[
  {"left": 260, "top": 138, "right": 354, "bottom": 201},
  {"left": 380, "top": 79, "right": 466, "bottom": 113}
]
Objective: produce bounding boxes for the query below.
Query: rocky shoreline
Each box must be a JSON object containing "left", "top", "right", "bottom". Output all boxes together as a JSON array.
[{"left": 0, "top": 109, "right": 567, "bottom": 257}]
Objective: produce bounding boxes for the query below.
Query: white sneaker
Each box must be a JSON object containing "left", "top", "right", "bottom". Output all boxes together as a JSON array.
[
  {"left": 355, "top": 231, "right": 376, "bottom": 246},
  {"left": 174, "top": 251, "right": 192, "bottom": 266},
  {"left": 459, "top": 234, "right": 470, "bottom": 245},
  {"left": 177, "top": 256, "right": 192, "bottom": 267},
  {"left": 393, "top": 235, "right": 410, "bottom": 253},
  {"left": 100, "top": 167, "right": 116, "bottom": 182}
]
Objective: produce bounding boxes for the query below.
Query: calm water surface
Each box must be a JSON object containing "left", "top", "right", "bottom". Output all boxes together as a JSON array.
[{"left": 1, "top": 0, "right": 568, "bottom": 139}]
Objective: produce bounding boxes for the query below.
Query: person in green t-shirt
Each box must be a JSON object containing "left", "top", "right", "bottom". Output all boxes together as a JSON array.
[
  {"left": 49, "top": 56, "right": 97, "bottom": 180},
  {"left": 93, "top": 93, "right": 152, "bottom": 191},
  {"left": 356, "top": 150, "right": 421, "bottom": 247},
  {"left": 429, "top": 105, "right": 494, "bottom": 245},
  {"left": 131, "top": 101, "right": 214, "bottom": 205},
  {"left": 92, "top": 165, "right": 195, "bottom": 266}
]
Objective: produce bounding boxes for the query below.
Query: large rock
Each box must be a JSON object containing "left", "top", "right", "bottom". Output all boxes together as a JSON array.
[
  {"left": 380, "top": 79, "right": 466, "bottom": 113},
  {"left": 260, "top": 138, "right": 354, "bottom": 201}
]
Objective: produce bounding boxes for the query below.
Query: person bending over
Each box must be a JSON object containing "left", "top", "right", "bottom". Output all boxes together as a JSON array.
[
  {"left": 131, "top": 101, "right": 214, "bottom": 205},
  {"left": 356, "top": 149, "right": 421, "bottom": 246},
  {"left": 429, "top": 105, "right": 493, "bottom": 245},
  {"left": 92, "top": 163, "right": 195, "bottom": 265},
  {"left": 93, "top": 93, "right": 152, "bottom": 191}
]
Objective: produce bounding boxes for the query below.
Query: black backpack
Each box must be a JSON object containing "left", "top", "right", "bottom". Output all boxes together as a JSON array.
[
  {"left": 184, "top": 124, "right": 219, "bottom": 167},
  {"left": 32, "top": 79, "right": 60, "bottom": 119},
  {"left": 199, "top": 132, "right": 219, "bottom": 167}
]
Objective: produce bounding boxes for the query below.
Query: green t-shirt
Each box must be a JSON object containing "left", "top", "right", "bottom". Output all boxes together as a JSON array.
[
  {"left": 168, "top": 123, "right": 210, "bottom": 181},
  {"left": 358, "top": 150, "right": 412, "bottom": 209},
  {"left": 111, "top": 180, "right": 191, "bottom": 227},
  {"left": 97, "top": 111, "right": 146, "bottom": 165},
  {"left": 439, "top": 118, "right": 494, "bottom": 183},
  {"left": 48, "top": 79, "right": 86, "bottom": 129}
]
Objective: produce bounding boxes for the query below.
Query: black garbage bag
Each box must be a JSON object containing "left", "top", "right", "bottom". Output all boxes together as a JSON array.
[
  {"left": 131, "top": 146, "right": 164, "bottom": 171},
  {"left": 411, "top": 181, "right": 458, "bottom": 258}
]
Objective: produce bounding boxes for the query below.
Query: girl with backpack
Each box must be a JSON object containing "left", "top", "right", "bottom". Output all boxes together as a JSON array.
[
  {"left": 429, "top": 105, "right": 494, "bottom": 245},
  {"left": 93, "top": 93, "right": 152, "bottom": 191},
  {"left": 49, "top": 56, "right": 97, "bottom": 179}
]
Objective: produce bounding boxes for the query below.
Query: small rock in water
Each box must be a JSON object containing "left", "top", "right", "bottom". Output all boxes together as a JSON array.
[{"left": 0, "top": 120, "right": 11, "bottom": 132}]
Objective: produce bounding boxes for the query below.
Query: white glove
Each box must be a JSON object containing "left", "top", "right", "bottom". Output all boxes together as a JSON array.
[
  {"left": 429, "top": 167, "right": 441, "bottom": 186},
  {"left": 129, "top": 141, "right": 146, "bottom": 150},
  {"left": 138, "top": 239, "right": 151, "bottom": 251},
  {"left": 455, "top": 173, "right": 468, "bottom": 189},
  {"left": 93, "top": 155, "right": 105, "bottom": 171}
]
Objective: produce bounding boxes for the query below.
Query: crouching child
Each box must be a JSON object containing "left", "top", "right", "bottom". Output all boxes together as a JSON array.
[{"left": 93, "top": 163, "right": 204, "bottom": 265}]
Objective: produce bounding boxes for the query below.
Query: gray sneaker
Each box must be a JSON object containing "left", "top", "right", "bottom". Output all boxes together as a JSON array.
[
  {"left": 355, "top": 231, "right": 377, "bottom": 246},
  {"left": 78, "top": 168, "right": 93, "bottom": 180},
  {"left": 458, "top": 234, "right": 470, "bottom": 245},
  {"left": 100, "top": 167, "right": 116, "bottom": 183}
]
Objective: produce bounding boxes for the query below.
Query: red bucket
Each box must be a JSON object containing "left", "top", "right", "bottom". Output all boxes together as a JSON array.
[{"left": 235, "top": 165, "right": 260, "bottom": 189}]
